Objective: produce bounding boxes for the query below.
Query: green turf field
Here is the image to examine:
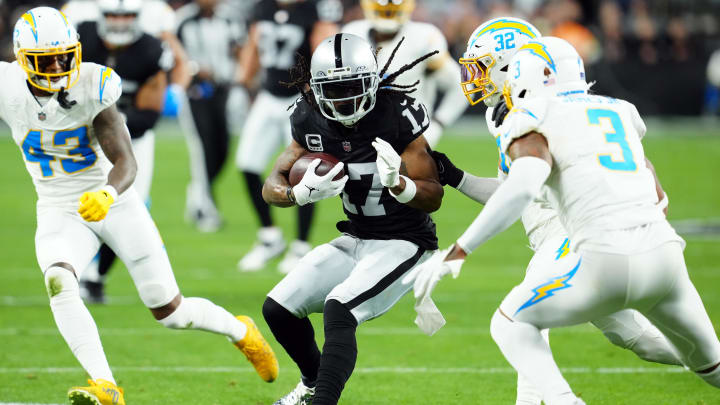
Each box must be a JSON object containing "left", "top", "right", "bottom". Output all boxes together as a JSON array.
[{"left": 0, "top": 124, "right": 719, "bottom": 404}]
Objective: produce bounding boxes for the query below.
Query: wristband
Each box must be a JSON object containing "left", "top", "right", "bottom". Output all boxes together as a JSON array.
[
  {"left": 102, "top": 185, "right": 118, "bottom": 200},
  {"left": 390, "top": 175, "right": 417, "bottom": 203}
]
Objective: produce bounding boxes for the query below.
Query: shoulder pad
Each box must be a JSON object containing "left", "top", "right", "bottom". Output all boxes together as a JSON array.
[
  {"left": 92, "top": 64, "right": 122, "bottom": 108},
  {"left": 620, "top": 99, "right": 646, "bottom": 139},
  {"left": 497, "top": 97, "right": 548, "bottom": 154},
  {"left": 484, "top": 106, "right": 495, "bottom": 133}
]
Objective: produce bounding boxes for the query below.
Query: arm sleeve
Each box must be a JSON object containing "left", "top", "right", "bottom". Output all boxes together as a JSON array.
[
  {"left": 430, "top": 58, "right": 468, "bottom": 126},
  {"left": 456, "top": 173, "right": 501, "bottom": 205},
  {"left": 456, "top": 157, "right": 551, "bottom": 253}
]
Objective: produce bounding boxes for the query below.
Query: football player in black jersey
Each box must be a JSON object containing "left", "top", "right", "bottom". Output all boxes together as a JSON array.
[
  {"left": 76, "top": 0, "right": 173, "bottom": 303},
  {"left": 261, "top": 33, "right": 442, "bottom": 405},
  {"left": 235, "top": 0, "right": 342, "bottom": 274}
]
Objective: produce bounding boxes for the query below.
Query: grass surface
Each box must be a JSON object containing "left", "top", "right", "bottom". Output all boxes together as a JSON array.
[{"left": 0, "top": 126, "right": 719, "bottom": 404}]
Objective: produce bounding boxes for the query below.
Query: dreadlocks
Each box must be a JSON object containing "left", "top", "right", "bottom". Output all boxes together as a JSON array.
[{"left": 283, "top": 37, "right": 439, "bottom": 111}]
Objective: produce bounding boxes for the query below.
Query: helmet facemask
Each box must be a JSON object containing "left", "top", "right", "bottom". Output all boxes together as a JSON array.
[
  {"left": 99, "top": 11, "right": 141, "bottom": 47},
  {"left": 361, "top": 0, "right": 415, "bottom": 34},
  {"left": 18, "top": 43, "right": 82, "bottom": 93},
  {"left": 311, "top": 67, "right": 379, "bottom": 127},
  {"left": 458, "top": 53, "right": 499, "bottom": 107}
]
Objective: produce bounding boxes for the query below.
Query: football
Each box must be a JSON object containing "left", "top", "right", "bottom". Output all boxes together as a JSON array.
[{"left": 288, "top": 152, "right": 345, "bottom": 187}]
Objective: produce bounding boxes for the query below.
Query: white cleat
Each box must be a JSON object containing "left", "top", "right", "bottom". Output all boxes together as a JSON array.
[
  {"left": 278, "top": 240, "right": 311, "bottom": 274},
  {"left": 238, "top": 227, "right": 286, "bottom": 272},
  {"left": 273, "top": 380, "right": 315, "bottom": 405}
]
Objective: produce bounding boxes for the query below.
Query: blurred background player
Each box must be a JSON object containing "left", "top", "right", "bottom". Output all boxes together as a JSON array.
[
  {"left": 235, "top": 0, "right": 342, "bottom": 273},
  {"left": 342, "top": 0, "right": 467, "bottom": 148},
  {"left": 75, "top": 0, "right": 174, "bottom": 303},
  {"left": 176, "top": 0, "right": 246, "bottom": 232},
  {"left": 4, "top": 7, "right": 277, "bottom": 403}
]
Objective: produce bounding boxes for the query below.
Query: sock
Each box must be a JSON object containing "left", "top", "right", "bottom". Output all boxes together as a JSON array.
[
  {"left": 297, "top": 203, "right": 315, "bottom": 242},
  {"left": 490, "top": 310, "right": 578, "bottom": 405},
  {"left": 45, "top": 266, "right": 115, "bottom": 384},
  {"left": 262, "top": 297, "right": 321, "bottom": 384},
  {"left": 313, "top": 300, "right": 358, "bottom": 405},
  {"left": 698, "top": 363, "right": 720, "bottom": 388},
  {"left": 516, "top": 328, "right": 549, "bottom": 405},
  {"left": 243, "top": 171, "right": 273, "bottom": 227},
  {"left": 158, "top": 297, "right": 247, "bottom": 342},
  {"left": 97, "top": 244, "right": 117, "bottom": 278}
]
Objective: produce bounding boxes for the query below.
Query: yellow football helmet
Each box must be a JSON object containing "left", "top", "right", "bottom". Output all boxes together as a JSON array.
[
  {"left": 361, "top": 0, "right": 415, "bottom": 34},
  {"left": 13, "top": 7, "right": 82, "bottom": 93}
]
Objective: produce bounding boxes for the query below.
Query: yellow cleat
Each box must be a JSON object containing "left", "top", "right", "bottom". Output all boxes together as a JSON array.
[
  {"left": 68, "top": 379, "right": 125, "bottom": 405},
  {"left": 234, "top": 315, "right": 279, "bottom": 382}
]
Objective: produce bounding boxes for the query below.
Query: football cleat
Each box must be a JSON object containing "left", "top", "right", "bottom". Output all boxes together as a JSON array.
[
  {"left": 273, "top": 380, "right": 315, "bottom": 405},
  {"left": 234, "top": 315, "right": 279, "bottom": 382},
  {"left": 68, "top": 379, "right": 125, "bottom": 405},
  {"left": 79, "top": 280, "right": 106, "bottom": 305},
  {"left": 238, "top": 227, "right": 286, "bottom": 272},
  {"left": 278, "top": 240, "right": 311, "bottom": 274}
]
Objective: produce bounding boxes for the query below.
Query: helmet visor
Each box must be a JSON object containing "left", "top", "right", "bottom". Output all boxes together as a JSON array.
[
  {"left": 311, "top": 73, "right": 379, "bottom": 125},
  {"left": 458, "top": 53, "right": 496, "bottom": 106}
]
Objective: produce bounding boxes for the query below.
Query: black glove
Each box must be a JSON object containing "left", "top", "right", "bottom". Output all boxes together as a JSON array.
[
  {"left": 491, "top": 99, "right": 510, "bottom": 128},
  {"left": 431, "top": 150, "right": 464, "bottom": 188}
]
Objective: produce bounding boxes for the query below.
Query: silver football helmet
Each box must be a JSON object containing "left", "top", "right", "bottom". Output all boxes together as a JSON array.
[
  {"left": 97, "top": 0, "right": 143, "bottom": 47},
  {"left": 310, "top": 33, "right": 379, "bottom": 127}
]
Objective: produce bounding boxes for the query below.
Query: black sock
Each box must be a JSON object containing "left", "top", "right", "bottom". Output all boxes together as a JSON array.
[
  {"left": 98, "top": 244, "right": 116, "bottom": 278},
  {"left": 297, "top": 203, "right": 315, "bottom": 242},
  {"left": 262, "top": 297, "right": 321, "bottom": 384},
  {"left": 242, "top": 171, "right": 273, "bottom": 227},
  {"left": 313, "top": 299, "right": 358, "bottom": 405}
]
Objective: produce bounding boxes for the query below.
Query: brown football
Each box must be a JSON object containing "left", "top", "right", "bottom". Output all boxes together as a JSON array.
[{"left": 289, "top": 152, "right": 345, "bottom": 187}]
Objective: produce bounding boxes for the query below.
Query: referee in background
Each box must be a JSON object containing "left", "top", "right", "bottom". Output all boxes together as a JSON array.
[{"left": 176, "top": 0, "right": 246, "bottom": 232}]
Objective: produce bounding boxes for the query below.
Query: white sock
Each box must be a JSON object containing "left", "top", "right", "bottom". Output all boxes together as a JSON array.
[
  {"left": 698, "top": 364, "right": 720, "bottom": 388},
  {"left": 490, "top": 310, "right": 578, "bottom": 405},
  {"left": 158, "top": 297, "right": 248, "bottom": 342},
  {"left": 45, "top": 266, "right": 115, "bottom": 384},
  {"left": 515, "top": 328, "right": 549, "bottom": 405}
]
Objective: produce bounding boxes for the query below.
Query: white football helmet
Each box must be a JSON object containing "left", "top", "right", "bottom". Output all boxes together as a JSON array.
[
  {"left": 97, "top": 0, "right": 143, "bottom": 47},
  {"left": 361, "top": 0, "right": 415, "bottom": 34},
  {"left": 310, "top": 33, "right": 380, "bottom": 127},
  {"left": 503, "top": 37, "right": 590, "bottom": 109},
  {"left": 13, "top": 7, "right": 82, "bottom": 93},
  {"left": 459, "top": 17, "right": 541, "bottom": 107}
]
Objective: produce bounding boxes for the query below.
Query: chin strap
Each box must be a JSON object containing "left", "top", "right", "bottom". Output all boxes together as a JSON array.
[{"left": 58, "top": 86, "right": 77, "bottom": 110}]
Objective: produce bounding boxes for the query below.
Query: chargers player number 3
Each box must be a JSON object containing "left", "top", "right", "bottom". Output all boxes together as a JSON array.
[{"left": 587, "top": 108, "right": 637, "bottom": 172}]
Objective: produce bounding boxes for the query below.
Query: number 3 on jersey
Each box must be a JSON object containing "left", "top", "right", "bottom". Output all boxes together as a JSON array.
[
  {"left": 22, "top": 127, "right": 97, "bottom": 177},
  {"left": 587, "top": 109, "right": 637, "bottom": 172}
]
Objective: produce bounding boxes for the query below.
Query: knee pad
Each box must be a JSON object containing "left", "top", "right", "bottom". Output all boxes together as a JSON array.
[
  {"left": 323, "top": 299, "right": 357, "bottom": 331},
  {"left": 44, "top": 266, "right": 79, "bottom": 299},
  {"left": 158, "top": 297, "right": 194, "bottom": 329},
  {"left": 129, "top": 255, "right": 180, "bottom": 309}
]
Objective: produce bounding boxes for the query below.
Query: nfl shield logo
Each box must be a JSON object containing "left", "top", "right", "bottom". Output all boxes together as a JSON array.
[
  {"left": 38, "top": 111, "right": 46, "bottom": 121},
  {"left": 342, "top": 141, "right": 351, "bottom": 152}
]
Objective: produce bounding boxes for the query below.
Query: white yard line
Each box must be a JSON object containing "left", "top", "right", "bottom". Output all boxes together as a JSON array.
[{"left": 0, "top": 366, "right": 684, "bottom": 375}]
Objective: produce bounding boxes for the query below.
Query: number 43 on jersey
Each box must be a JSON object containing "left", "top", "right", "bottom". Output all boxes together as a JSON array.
[{"left": 22, "top": 126, "right": 97, "bottom": 177}]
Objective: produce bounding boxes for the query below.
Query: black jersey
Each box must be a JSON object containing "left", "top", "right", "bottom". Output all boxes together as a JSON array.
[
  {"left": 290, "top": 92, "right": 438, "bottom": 250},
  {"left": 78, "top": 21, "right": 172, "bottom": 137},
  {"left": 251, "top": 0, "right": 342, "bottom": 97}
]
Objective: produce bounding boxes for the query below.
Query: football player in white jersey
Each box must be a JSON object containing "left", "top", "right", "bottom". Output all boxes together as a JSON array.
[
  {"left": 417, "top": 17, "right": 683, "bottom": 404},
  {"left": 3, "top": 8, "right": 277, "bottom": 404},
  {"left": 409, "top": 36, "right": 720, "bottom": 404},
  {"left": 342, "top": 0, "right": 467, "bottom": 148}
]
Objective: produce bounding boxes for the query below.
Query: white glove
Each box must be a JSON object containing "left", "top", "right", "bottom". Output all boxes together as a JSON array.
[
  {"left": 372, "top": 137, "right": 401, "bottom": 188},
  {"left": 292, "top": 159, "right": 348, "bottom": 206},
  {"left": 402, "top": 247, "right": 464, "bottom": 335}
]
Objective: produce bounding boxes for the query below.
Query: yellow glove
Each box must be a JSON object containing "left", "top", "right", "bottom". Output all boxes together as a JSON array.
[{"left": 78, "top": 186, "right": 117, "bottom": 222}]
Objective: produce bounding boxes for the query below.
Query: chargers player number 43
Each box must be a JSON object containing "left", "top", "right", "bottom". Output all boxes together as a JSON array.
[{"left": 22, "top": 126, "right": 97, "bottom": 177}]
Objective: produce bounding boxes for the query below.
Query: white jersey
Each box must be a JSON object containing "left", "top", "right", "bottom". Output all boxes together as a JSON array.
[
  {"left": 498, "top": 94, "right": 679, "bottom": 253},
  {"left": 342, "top": 20, "right": 447, "bottom": 113},
  {"left": 0, "top": 61, "right": 122, "bottom": 207},
  {"left": 485, "top": 107, "right": 565, "bottom": 250}
]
